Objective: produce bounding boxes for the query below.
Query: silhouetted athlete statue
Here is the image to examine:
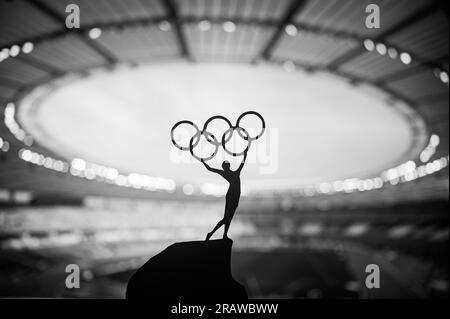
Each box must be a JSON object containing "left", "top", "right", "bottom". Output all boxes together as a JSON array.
[
  {"left": 200, "top": 150, "right": 248, "bottom": 240},
  {"left": 130, "top": 112, "right": 263, "bottom": 299},
  {"left": 171, "top": 111, "right": 264, "bottom": 241}
]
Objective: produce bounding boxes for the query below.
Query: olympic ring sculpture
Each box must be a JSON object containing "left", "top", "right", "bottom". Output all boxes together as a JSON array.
[{"left": 170, "top": 111, "right": 265, "bottom": 161}]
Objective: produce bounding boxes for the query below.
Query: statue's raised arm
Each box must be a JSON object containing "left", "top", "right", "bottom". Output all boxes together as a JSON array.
[
  {"left": 201, "top": 159, "right": 224, "bottom": 176},
  {"left": 236, "top": 149, "right": 248, "bottom": 174}
]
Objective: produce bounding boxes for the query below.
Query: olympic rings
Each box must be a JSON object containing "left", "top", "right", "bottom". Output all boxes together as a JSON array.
[
  {"left": 202, "top": 115, "right": 233, "bottom": 145},
  {"left": 170, "top": 111, "right": 265, "bottom": 161},
  {"left": 171, "top": 120, "right": 200, "bottom": 151},
  {"left": 222, "top": 126, "right": 251, "bottom": 157},
  {"left": 236, "top": 111, "right": 265, "bottom": 141},
  {"left": 189, "top": 131, "right": 219, "bottom": 161}
]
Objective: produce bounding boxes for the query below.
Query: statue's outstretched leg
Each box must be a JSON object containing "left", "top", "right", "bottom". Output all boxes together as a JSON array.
[
  {"left": 206, "top": 219, "right": 225, "bottom": 241},
  {"left": 223, "top": 205, "right": 238, "bottom": 239},
  {"left": 223, "top": 221, "right": 231, "bottom": 239}
]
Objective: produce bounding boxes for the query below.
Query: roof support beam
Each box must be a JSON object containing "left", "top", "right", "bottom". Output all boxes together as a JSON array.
[
  {"left": 375, "top": 65, "right": 425, "bottom": 84},
  {"left": 416, "top": 93, "right": 450, "bottom": 105},
  {"left": 162, "top": 0, "right": 191, "bottom": 61},
  {"left": 0, "top": 78, "right": 24, "bottom": 89},
  {"left": 257, "top": 0, "right": 309, "bottom": 61},
  {"left": 16, "top": 55, "right": 62, "bottom": 76}
]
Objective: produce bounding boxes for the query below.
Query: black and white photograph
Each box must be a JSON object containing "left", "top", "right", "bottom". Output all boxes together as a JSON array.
[{"left": 0, "top": 0, "right": 448, "bottom": 312}]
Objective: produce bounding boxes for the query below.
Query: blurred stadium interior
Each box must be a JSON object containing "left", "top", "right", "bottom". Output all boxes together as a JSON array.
[{"left": 0, "top": 0, "right": 448, "bottom": 298}]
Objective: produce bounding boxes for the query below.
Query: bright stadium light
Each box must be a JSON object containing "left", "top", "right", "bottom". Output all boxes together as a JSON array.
[
  {"left": 400, "top": 52, "right": 412, "bottom": 64},
  {"left": 9, "top": 44, "right": 20, "bottom": 57},
  {"left": 182, "top": 184, "right": 195, "bottom": 195},
  {"left": 72, "top": 158, "right": 87, "bottom": 171},
  {"left": 376, "top": 43, "right": 387, "bottom": 55},
  {"left": 158, "top": 21, "right": 171, "bottom": 31},
  {"left": 387, "top": 47, "right": 398, "bottom": 59},
  {"left": 430, "top": 134, "right": 440, "bottom": 147},
  {"left": 223, "top": 21, "right": 236, "bottom": 33},
  {"left": 363, "top": 39, "right": 375, "bottom": 51},
  {"left": 285, "top": 24, "right": 298, "bottom": 36},
  {"left": 439, "top": 71, "right": 449, "bottom": 84},
  {"left": 0, "top": 48, "right": 9, "bottom": 59},
  {"left": 22, "top": 42, "right": 34, "bottom": 54},
  {"left": 88, "top": 27, "right": 102, "bottom": 39},
  {"left": 283, "top": 60, "right": 295, "bottom": 72},
  {"left": 198, "top": 20, "right": 211, "bottom": 31}
]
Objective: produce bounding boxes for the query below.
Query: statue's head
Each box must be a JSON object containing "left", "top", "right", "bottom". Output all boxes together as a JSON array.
[{"left": 222, "top": 161, "right": 231, "bottom": 171}]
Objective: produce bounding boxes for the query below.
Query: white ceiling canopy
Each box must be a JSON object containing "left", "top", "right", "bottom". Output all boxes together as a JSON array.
[{"left": 18, "top": 62, "right": 426, "bottom": 189}]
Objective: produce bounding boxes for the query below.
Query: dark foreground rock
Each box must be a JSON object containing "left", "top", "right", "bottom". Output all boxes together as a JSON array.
[{"left": 126, "top": 238, "right": 248, "bottom": 299}]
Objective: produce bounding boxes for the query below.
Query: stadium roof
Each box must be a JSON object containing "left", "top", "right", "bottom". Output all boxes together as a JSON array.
[{"left": 0, "top": 0, "right": 448, "bottom": 204}]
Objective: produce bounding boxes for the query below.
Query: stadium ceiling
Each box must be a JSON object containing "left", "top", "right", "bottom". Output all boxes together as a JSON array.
[{"left": 0, "top": 0, "right": 448, "bottom": 203}]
